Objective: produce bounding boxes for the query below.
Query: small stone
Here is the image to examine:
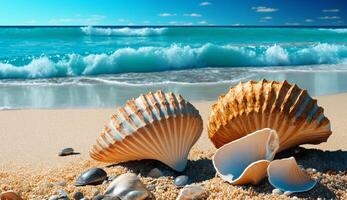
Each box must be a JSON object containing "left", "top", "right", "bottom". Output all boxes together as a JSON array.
[
  {"left": 176, "top": 184, "right": 206, "bottom": 200},
  {"left": 125, "top": 191, "right": 148, "bottom": 200},
  {"left": 147, "top": 168, "right": 163, "bottom": 178},
  {"left": 59, "top": 148, "right": 74, "bottom": 156},
  {"left": 57, "top": 190, "right": 70, "bottom": 200},
  {"left": 272, "top": 189, "right": 283, "bottom": 195},
  {"left": 75, "top": 168, "right": 107, "bottom": 186},
  {"left": 92, "top": 194, "right": 104, "bottom": 200},
  {"left": 73, "top": 191, "right": 84, "bottom": 200},
  {"left": 104, "top": 173, "right": 151, "bottom": 200},
  {"left": 147, "top": 184, "right": 156, "bottom": 191},
  {"left": 317, "top": 198, "right": 322, "bottom": 200},
  {"left": 312, "top": 168, "right": 317, "bottom": 173},
  {"left": 174, "top": 175, "right": 189, "bottom": 187},
  {"left": 284, "top": 191, "right": 292, "bottom": 196},
  {"left": 80, "top": 198, "right": 90, "bottom": 200},
  {"left": 49, "top": 195, "right": 60, "bottom": 200},
  {"left": 291, "top": 196, "right": 298, "bottom": 200}
]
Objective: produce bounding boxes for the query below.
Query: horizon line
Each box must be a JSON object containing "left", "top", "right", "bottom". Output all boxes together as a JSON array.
[{"left": 0, "top": 25, "right": 346, "bottom": 28}]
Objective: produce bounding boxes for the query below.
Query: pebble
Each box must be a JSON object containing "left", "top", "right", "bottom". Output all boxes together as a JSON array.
[
  {"left": 75, "top": 168, "right": 107, "bottom": 186},
  {"left": 283, "top": 191, "right": 292, "bottom": 196},
  {"left": 312, "top": 168, "right": 317, "bottom": 173},
  {"left": 59, "top": 147, "right": 74, "bottom": 156},
  {"left": 291, "top": 196, "right": 298, "bottom": 200},
  {"left": 104, "top": 173, "right": 152, "bottom": 200},
  {"left": 92, "top": 194, "right": 104, "bottom": 200},
  {"left": 174, "top": 175, "right": 189, "bottom": 187},
  {"left": 0, "top": 191, "right": 23, "bottom": 200},
  {"left": 73, "top": 191, "right": 84, "bottom": 200},
  {"left": 147, "top": 168, "right": 163, "bottom": 178},
  {"left": 272, "top": 188, "right": 283, "bottom": 195},
  {"left": 176, "top": 184, "right": 206, "bottom": 200}
]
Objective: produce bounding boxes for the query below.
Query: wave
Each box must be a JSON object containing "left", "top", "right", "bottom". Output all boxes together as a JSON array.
[
  {"left": 80, "top": 26, "right": 167, "bottom": 36},
  {"left": 319, "top": 28, "right": 347, "bottom": 33},
  {"left": 1, "top": 43, "right": 347, "bottom": 79}
]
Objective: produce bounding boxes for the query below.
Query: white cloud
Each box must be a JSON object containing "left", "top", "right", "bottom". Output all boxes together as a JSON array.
[
  {"left": 183, "top": 13, "right": 202, "bottom": 17},
  {"left": 322, "top": 9, "right": 339, "bottom": 13},
  {"left": 169, "top": 21, "right": 193, "bottom": 25},
  {"left": 305, "top": 19, "right": 314, "bottom": 22},
  {"left": 252, "top": 6, "right": 278, "bottom": 13},
  {"left": 319, "top": 16, "right": 340, "bottom": 20},
  {"left": 261, "top": 16, "right": 272, "bottom": 20},
  {"left": 200, "top": 2, "right": 211, "bottom": 6},
  {"left": 285, "top": 22, "right": 300, "bottom": 26},
  {"left": 49, "top": 14, "right": 106, "bottom": 25},
  {"left": 158, "top": 13, "right": 177, "bottom": 17},
  {"left": 198, "top": 21, "right": 208, "bottom": 24}
]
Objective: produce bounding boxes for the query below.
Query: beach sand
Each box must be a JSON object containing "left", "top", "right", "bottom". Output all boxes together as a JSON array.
[{"left": 0, "top": 93, "right": 347, "bottom": 199}]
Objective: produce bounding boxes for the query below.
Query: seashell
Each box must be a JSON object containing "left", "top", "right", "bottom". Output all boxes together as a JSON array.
[
  {"left": 90, "top": 90, "right": 203, "bottom": 172},
  {"left": 104, "top": 173, "right": 152, "bottom": 200},
  {"left": 267, "top": 157, "right": 317, "bottom": 193},
  {"left": 0, "top": 191, "right": 23, "bottom": 200},
  {"left": 213, "top": 128, "right": 279, "bottom": 185},
  {"left": 75, "top": 168, "right": 107, "bottom": 186},
  {"left": 208, "top": 79, "right": 332, "bottom": 152}
]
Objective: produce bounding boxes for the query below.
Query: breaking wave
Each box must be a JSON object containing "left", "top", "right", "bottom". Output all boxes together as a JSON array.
[
  {"left": 80, "top": 26, "right": 167, "bottom": 36},
  {"left": 1, "top": 43, "right": 347, "bottom": 79}
]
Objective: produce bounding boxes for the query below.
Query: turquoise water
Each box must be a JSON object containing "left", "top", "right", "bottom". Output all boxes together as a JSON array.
[{"left": 1, "top": 26, "right": 347, "bottom": 108}]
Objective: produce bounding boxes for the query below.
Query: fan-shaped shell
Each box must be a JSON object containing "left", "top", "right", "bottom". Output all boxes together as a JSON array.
[
  {"left": 208, "top": 79, "right": 332, "bottom": 152},
  {"left": 267, "top": 157, "right": 317, "bottom": 192},
  {"left": 213, "top": 128, "right": 279, "bottom": 185},
  {"left": 90, "top": 91, "right": 203, "bottom": 172}
]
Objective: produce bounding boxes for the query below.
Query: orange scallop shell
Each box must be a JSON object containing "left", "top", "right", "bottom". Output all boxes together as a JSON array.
[{"left": 208, "top": 79, "right": 331, "bottom": 152}]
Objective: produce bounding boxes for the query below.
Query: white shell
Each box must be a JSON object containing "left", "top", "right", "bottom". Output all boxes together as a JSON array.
[
  {"left": 213, "top": 128, "right": 279, "bottom": 185},
  {"left": 267, "top": 157, "right": 317, "bottom": 193},
  {"left": 90, "top": 91, "right": 203, "bottom": 172}
]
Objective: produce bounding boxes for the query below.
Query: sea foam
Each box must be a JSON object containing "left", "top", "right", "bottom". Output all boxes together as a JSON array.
[
  {"left": 80, "top": 26, "right": 167, "bottom": 36},
  {"left": 1, "top": 43, "right": 347, "bottom": 79}
]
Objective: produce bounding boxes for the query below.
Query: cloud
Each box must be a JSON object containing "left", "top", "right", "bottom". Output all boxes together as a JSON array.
[
  {"left": 183, "top": 13, "right": 202, "bottom": 17},
  {"left": 198, "top": 21, "right": 208, "bottom": 24},
  {"left": 252, "top": 6, "right": 278, "bottom": 13},
  {"left": 261, "top": 16, "right": 272, "bottom": 20},
  {"left": 200, "top": 2, "right": 211, "bottom": 6},
  {"left": 158, "top": 13, "right": 177, "bottom": 17},
  {"left": 285, "top": 22, "right": 300, "bottom": 26},
  {"left": 319, "top": 16, "right": 340, "bottom": 20},
  {"left": 305, "top": 19, "right": 314, "bottom": 22},
  {"left": 322, "top": 9, "right": 339, "bottom": 13},
  {"left": 49, "top": 14, "right": 106, "bottom": 25},
  {"left": 169, "top": 21, "right": 193, "bottom": 25}
]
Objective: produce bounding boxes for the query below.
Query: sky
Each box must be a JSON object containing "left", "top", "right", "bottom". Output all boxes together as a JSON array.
[{"left": 0, "top": 0, "right": 346, "bottom": 26}]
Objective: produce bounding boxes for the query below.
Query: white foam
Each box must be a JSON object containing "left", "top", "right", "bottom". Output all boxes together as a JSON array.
[{"left": 81, "top": 26, "right": 167, "bottom": 36}]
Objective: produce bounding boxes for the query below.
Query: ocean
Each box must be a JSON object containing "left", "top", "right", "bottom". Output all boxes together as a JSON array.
[{"left": 1, "top": 26, "right": 347, "bottom": 109}]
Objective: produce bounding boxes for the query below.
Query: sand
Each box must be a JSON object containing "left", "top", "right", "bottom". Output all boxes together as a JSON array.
[{"left": 0, "top": 93, "right": 347, "bottom": 199}]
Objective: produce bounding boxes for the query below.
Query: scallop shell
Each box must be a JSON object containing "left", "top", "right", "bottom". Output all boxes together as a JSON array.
[
  {"left": 267, "top": 157, "right": 317, "bottom": 193},
  {"left": 208, "top": 79, "right": 332, "bottom": 152},
  {"left": 90, "top": 90, "right": 203, "bottom": 172},
  {"left": 213, "top": 128, "right": 279, "bottom": 185}
]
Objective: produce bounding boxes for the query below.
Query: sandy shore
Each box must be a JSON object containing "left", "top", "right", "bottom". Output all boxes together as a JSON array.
[{"left": 0, "top": 93, "right": 347, "bottom": 199}]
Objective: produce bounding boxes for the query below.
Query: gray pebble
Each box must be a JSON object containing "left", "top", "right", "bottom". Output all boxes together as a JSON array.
[
  {"left": 284, "top": 191, "right": 293, "bottom": 196},
  {"left": 49, "top": 195, "right": 60, "bottom": 200},
  {"left": 272, "top": 188, "right": 283, "bottom": 195},
  {"left": 312, "top": 168, "right": 317, "bottom": 173},
  {"left": 59, "top": 148, "right": 74, "bottom": 156},
  {"left": 73, "top": 191, "right": 84, "bottom": 200},
  {"left": 291, "top": 196, "right": 298, "bottom": 200},
  {"left": 174, "top": 175, "right": 189, "bottom": 187},
  {"left": 125, "top": 191, "right": 148, "bottom": 200},
  {"left": 176, "top": 185, "right": 206, "bottom": 200},
  {"left": 75, "top": 168, "right": 107, "bottom": 186},
  {"left": 92, "top": 194, "right": 104, "bottom": 200},
  {"left": 147, "top": 168, "right": 163, "bottom": 178}
]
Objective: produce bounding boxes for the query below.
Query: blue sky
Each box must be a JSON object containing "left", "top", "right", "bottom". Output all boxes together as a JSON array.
[{"left": 0, "top": 0, "right": 346, "bottom": 26}]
